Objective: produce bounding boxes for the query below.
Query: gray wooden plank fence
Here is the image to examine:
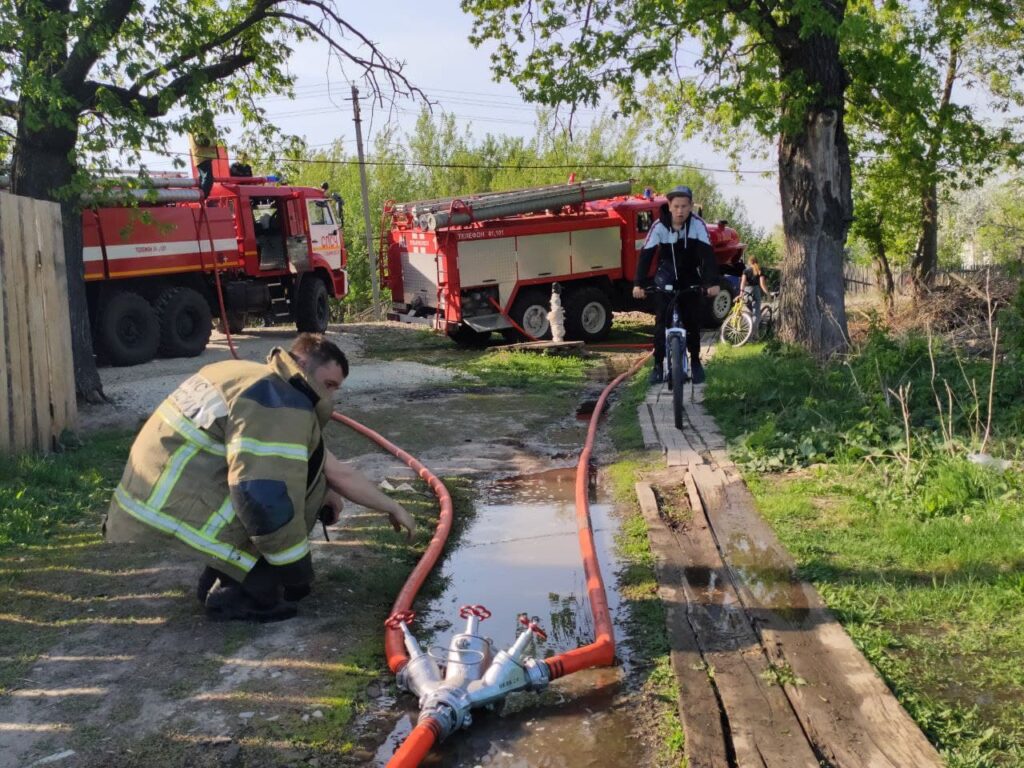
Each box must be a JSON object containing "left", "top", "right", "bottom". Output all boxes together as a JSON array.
[{"left": 0, "top": 191, "right": 78, "bottom": 454}]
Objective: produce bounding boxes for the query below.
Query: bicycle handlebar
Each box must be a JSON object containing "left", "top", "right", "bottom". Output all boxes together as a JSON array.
[{"left": 643, "top": 284, "right": 705, "bottom": 295}]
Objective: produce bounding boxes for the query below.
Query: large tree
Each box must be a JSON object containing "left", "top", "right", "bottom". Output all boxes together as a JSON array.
[
  {"left": 462, "top": 0, "right": 854, "bottom": 358},
  {"left": 0, "top": 0, "right": 419, "bottom": 401},
  {"left": 844, "top": 0, "right": 1024, "bottom": 297}
]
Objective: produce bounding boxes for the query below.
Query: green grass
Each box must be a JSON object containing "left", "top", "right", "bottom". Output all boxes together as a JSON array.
[
  {"left": 606, "top": 456, "right": 686, "bottom": 767},
  {"left": 609, "top": 363, "right": 651, "bottom": 452},
  {"left": 704, "top": 339, "right": 1024, "bottom": 767},
  {"left": 0, "top": 431, "right": 132, "bottom": 547},
  {"left": 458, "top": 349, "right": 593, "bottom": 392},
  {"left": 602, "top": 316, "right": 655, "bottom": 345}
]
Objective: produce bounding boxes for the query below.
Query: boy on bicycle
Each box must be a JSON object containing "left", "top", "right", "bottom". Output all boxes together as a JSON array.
[{"left": 632, "top": 185, "right": 720, "bottom": 384}]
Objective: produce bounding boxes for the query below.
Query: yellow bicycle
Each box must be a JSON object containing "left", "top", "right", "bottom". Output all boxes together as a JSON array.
[{"left": 720, "top": 295, "right": 754, "bottom": 346}]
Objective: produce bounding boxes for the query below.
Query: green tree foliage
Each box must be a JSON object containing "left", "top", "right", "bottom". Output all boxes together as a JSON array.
[
  {"left": 844, "top": 0, "right": 1024, "bottom": 294},
  {"left": 0, "top": 0, "right": 418, "bottom": 400},
  {"left": 938, "top": 175, "right": 1024, "bottom": 268},
  {"left": 848, "top": 155, "right": 920, "bottom": 306},
  {"left": 284, "top": 109, "right": 775, "bottom": 313}
]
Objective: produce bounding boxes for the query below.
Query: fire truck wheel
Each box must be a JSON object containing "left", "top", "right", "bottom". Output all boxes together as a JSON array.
[
  {"left": 509, "top": 288, "right": 552, "bottom": 340},
  {"left": 156, "top": 287, "right": 213, "bottom": 358},
  {"left": 295, "top": 275, "right": 330, "bottom": 333},
  {"left": 98, "top": 291, "right": 160, "bottom": 366},
  {"left": 564, "top": 287, "right": 613, "bottom": 342},
  {"left": 707, "top": 279, "right": 735, "bottom": 326}
]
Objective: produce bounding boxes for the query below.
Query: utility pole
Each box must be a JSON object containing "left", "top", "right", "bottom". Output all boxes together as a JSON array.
[{"left": 351, "top": 85, "right": 380, "bottom": 313}]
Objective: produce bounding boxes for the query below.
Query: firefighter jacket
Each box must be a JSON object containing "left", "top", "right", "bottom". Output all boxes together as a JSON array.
[{"left": 105, "top": 348, "right": 334, "bottom": 585}]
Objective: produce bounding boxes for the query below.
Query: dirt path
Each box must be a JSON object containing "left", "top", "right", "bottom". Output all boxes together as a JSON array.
[
  {"left": 636, "top": 382, "right": 945, "bottom": 767},
  {"left": 1, "top": 326, "right": 657, "bottom": 768},
  {"left": 78, "top": 325, "right": 460, "bottom": 433}
]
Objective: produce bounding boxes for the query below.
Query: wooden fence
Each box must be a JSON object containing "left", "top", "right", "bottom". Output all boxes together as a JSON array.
[
  {"left": 844, "top": 263, "right": 997, "bottom": 295},
  {"left": 844, "top": 263, "right": 878, "bottom": 294},
  {"left": 0, "top": 191, "right": 78, "bottom": 454}
]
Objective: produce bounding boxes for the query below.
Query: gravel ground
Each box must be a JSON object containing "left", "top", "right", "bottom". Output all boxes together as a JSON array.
[{"left": 79, "top": 323, "right": 459, "bottom": 433}]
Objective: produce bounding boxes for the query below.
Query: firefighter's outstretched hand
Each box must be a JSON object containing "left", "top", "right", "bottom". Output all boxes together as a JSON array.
[
  {"left": 707, "top": 285, "right": 720, "bottom": 297},
  {"left": 388, "top": 503, "right": 417, "bottom": 541},
  {"left": 632, "top": 285, "right": 647, "bottom": 299},
  {"left": 321, "top": 490, "right": 344, "bottom": 526}
]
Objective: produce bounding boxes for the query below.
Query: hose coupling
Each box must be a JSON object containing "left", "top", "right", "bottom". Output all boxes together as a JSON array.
[{"left": 418, "top": 686, "right": 473, "bottom": 740}]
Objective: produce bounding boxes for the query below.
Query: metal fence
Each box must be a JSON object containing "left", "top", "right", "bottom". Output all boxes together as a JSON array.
[{"left": 0, "top": 191, "right": 78, "bottom": 454}]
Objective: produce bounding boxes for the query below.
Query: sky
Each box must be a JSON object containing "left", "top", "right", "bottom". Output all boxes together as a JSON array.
[{"left": 136, "top": 1, "right": 784, "bottom": 231}]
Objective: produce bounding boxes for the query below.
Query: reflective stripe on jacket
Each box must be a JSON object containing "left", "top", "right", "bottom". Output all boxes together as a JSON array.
[{"left": 104, "top": 348, "right": 333, "bottom": 584}]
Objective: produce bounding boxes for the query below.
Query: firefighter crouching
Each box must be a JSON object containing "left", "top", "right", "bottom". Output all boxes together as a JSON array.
[{"left": 104, "top": 334, "right": 417, "bottom": 622}]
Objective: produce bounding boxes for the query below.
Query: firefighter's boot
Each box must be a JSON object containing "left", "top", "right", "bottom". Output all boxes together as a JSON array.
[
  {"left": 204, "top": 581, "right": 297, "bottom": 623},
  {"left": 196, "top": 566, "right": 222, "bottom": 604}
]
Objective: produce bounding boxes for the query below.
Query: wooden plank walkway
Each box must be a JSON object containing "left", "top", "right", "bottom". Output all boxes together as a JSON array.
[{"left": 636, "top": 376, "right": 944, "bottom": 768}]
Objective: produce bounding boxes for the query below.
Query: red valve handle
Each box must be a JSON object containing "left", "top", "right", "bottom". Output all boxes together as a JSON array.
[
  {"left": 518, "top": 614, "right": 548, "bottom": 642},
  {"left": 385, "top": 610, "right": 416, "bottom": 629},
  {"left": 458, "top": 604, "right": 492, "bottom": 620}
]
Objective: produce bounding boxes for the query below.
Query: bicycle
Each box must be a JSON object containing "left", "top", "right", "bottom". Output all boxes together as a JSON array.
[
  {"left": 720, "top": 293, "right": 754, "bottom": 346},
  {"left": 756, "top": 292, "right": 776, "bottom": 341},
  {"left": 650, "top": 283, "right": 703, "bottom": 430},
  {"left": 720, "top": 289, "right": 776, "bottom": 346}
]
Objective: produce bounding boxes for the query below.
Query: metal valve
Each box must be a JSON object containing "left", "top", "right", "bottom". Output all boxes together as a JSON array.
[{"left": 392, "top": 603, "right": 552, "bottom": 741}]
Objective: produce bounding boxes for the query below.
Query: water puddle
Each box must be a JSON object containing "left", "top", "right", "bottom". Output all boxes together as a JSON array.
[
  {"left": 717, "top": 516, "right": 816, "bottom": 628},
  {"left": 372, "top": 467, "right": 647, "bottom": 766}
]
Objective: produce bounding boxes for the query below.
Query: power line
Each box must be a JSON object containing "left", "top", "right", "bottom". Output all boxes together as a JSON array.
[{"left": 122, "top": 146, "right": 775, "bottom": 175}]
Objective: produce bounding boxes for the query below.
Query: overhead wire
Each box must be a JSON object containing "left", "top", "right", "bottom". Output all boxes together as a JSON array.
[{"left": 114, "top": 146, "right": 775, "bottom": 176}]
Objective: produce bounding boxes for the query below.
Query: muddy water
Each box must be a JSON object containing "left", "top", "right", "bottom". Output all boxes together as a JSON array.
[{"left": 373, "top": 467, "right": 646, "bottom": 767}]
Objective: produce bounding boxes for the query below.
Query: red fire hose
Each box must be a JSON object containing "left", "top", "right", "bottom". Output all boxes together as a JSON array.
[
  {"left": 541, "top": 351, "right": 649, "bottom": 679},
  {"left": 206, "top": 234, "right": 649, "bottom": 761},
  {"left": 329, "top": 412, "right": 454, "bottom": 675},
  {"left": 385, "top": 351, "right": 650, "bottom": 766}
]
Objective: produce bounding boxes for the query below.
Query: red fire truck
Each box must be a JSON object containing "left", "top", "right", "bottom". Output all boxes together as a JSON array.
[
  {"left": 81, "top": 148, "right": 347, "bottom": 365},
  {"left": 382, "top": 181, "right": 747, "bottom": 345}
]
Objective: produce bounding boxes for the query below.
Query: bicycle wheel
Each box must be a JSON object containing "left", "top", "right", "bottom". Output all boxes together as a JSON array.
[
  {"left": 757, "top": 306, "right": 774, "bottom": 340},
  {"left": 669, "top": 334, "right": 685, "bottom": 430},
  {"left": 720, "top": 309, "right": 754, "bottom": 346}
]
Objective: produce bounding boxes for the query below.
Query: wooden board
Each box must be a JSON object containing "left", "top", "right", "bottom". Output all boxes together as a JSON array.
[
  {"left": 638, "top": 373, "right": 945, "bottom": 768},
  {"left": 646, "top": 385, "right": 703, "bottom": 469},
  {"left": 21, "top": 194, "right": 51, "bottom": 450},
  {"left": 637, "top": 402, "right": 660, "bottom": 451},
  {"left": 2, "top": 192, "right": 32, "bottom": 450},
  {"left": 35, "top": 198, "right": 65, "bottom": 441},
  {"left": 692, "top": 464, "right": 945, "bottom": 767},
  {"left": 0, "top": 193, "right": 76, "bottom": 453},
  {"left": 48, "top": 201, "right": 78, "bottom": 433},
  {"left": 635, "top": 479, "right": 730, "bottom": 768},
  {"left": 640, "top": 472, "right": 820, "bottom": 767},
  {"left": 0, "top": 197, "right": 9, "bottom": 449}
]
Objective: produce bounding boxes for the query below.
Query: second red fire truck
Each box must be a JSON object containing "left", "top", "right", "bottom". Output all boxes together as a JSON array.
[{"left": 382, "top": 180, "right": 748, "bottom": 345}]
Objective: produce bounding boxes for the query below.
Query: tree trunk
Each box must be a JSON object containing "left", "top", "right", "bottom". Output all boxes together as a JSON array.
[
  {"left": 777, "top": 114, "right": 852, "bottom": 359},
  {"left": 867, "top": 219, "right": 895, "bottom": 312},
  {"left": 10, "top": 120, "right": 106, "bottom": 404},
  {"left": 775, "top": 18, "right": 852, "bottom": 360},
  {"left": 911, "top": 180, "right": 939, "bottom": 298}
]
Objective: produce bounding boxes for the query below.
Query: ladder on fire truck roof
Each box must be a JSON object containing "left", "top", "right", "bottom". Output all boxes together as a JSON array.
[{"left": 391, "top": 179, "right": 632, "bottom": 231}]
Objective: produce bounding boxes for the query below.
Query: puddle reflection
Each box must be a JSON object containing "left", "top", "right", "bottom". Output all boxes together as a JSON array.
[{"left": 373, "top": 468, "right": 644, "bottom": 766}]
